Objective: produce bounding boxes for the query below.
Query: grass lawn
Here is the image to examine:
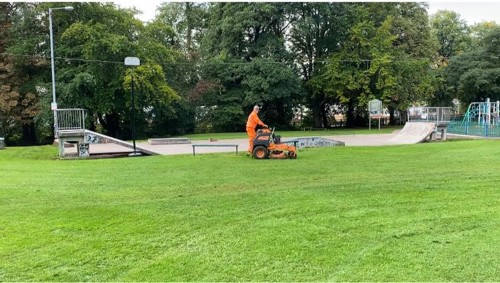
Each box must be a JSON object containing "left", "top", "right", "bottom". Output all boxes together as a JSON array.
[{"left": 0, "top": 139, "right": 499, "bottom": 281}]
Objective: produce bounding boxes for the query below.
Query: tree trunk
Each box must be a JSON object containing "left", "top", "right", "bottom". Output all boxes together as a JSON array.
[
  {"left": 321, "top": 105, "right": 329, "bottom": 128},
  {"left": 99, "top": 112, "right": 121, "bottom": 139},
  {"left": 310, "top": 92, "right": 327, "bottom": 128},
  {"left": 185, "top": 2, "right": 192, "bottom": 57},
  {"left": 346, "top": 98, "right": 356, "bottom": 128},
  {"left": 388, "top": 106, "right": 396, "bottom": 125}
]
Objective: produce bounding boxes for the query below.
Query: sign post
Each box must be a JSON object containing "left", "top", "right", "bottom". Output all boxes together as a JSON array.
[{"left": 369, "top": 99, "right": 382, "bottom": 130}]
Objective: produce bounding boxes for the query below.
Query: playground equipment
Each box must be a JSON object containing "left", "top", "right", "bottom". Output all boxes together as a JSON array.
[
  {"left": 448, "top": 98, "right": 500, "bottom": 137},
  {"left": 252, "top": 127, "right": 297, "bottom": 159},
  {"left": 463, "top": 98, "right": 500, "bottom": 126}
]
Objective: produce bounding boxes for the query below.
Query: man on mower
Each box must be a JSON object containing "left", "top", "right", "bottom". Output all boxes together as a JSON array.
[{"left": 246, "top": 105, "right": 268, "bottom": 153}]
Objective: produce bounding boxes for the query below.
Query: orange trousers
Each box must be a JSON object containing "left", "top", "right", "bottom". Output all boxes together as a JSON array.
[{"left": 246, "top": 127, "right": 256, "bottom": 152}]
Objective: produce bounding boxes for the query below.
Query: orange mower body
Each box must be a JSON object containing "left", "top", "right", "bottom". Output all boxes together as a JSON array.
[{"left": 252, "top": 128, "right": 297, "bottom": 159}]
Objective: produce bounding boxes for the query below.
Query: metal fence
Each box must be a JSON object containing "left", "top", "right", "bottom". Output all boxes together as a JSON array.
[
  {"left": 446, "top": 99, "right": 500, "bottom": 138},
  {"left": 408, "top": 107, "right": 453, "bottom": 125},
  {"left": 447, "top": 115, "right": 500, "bottom": 138},
  {"left": 56, "top": 108, "right": 86, "bottom": 132}
]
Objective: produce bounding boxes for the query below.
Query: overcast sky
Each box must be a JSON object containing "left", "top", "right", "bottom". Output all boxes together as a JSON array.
[
  {"left": 427, "top": 2, "right": 500, "bottom": 24},
  {"left": 112, "top": 1, "right": 500, "bottom": 25}
]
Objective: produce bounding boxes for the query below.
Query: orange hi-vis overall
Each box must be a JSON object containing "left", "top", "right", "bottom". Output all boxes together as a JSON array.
[{"left": 246, "top": 110, "right": 265, "bottom": 152}]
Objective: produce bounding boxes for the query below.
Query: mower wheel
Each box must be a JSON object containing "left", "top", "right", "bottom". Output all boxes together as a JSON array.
[
  {"left": 288, "top": 151, "right": 297, "bottom": 159},
  {"left": 253, "top": 146, "right": 269, "bottom": 159}
]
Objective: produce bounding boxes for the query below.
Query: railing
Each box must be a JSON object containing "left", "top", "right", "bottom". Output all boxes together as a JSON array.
[
  {"left": 408, "top": 107, "right": 453, "bottom": 125},
  {"left": 447, "top": 99, "right": 500, "bottom": 138},
  {"left": 461, "top": 100, "right": 500, "bottom": 127},
  {"left": 448, "top": 115, "right": 500, "bottom": 138},
  {"left": 56, "top": 108, "right": 86, "bottom": 132}
]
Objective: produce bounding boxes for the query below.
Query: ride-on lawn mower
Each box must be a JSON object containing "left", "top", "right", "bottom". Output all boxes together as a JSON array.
[{"left": 252, "top": 127, "right": 297, "bottom": 159}]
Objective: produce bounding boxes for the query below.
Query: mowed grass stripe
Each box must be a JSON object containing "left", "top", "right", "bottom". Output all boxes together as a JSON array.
[{"left": 0, "top": 140, "right": 499, "bottom": 281}]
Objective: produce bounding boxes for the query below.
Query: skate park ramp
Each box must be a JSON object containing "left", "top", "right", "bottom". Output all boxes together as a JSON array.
[
  {"left": 84, "top": 130, "right": 161, "bottom": 156},
  {"left": 387, "top": 122, "right": 436, "bottom": 144}
]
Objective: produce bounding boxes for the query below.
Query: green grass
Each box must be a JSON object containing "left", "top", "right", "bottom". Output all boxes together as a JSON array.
[{"left": 0, "top": 140, "right": 499, "bottom": 281}]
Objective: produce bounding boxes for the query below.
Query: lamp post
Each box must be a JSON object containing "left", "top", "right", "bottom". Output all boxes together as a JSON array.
[
  {"left": 49, "top": 6, "right": 73, "bottom": 139},
  {"left": 124, "top": 57, "right": 141, "bottom": 156}
]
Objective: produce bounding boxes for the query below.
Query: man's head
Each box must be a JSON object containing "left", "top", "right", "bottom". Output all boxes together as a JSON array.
[{"left": 253, "top": 105, "right": 260, "bottom": 112}]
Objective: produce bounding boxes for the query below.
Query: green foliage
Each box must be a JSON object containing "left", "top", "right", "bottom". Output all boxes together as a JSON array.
[
  {"left": 288, "top": 3, "right": 355, "bottom": 128},
  {"left": 322, "top": 17, "right": 398, "bottom": 126},
  {"left": 430, "top": 10, "right": 471, "bottom": 60},
  {"left": 444, "top": 27, "right": 500, "bottom": 104},
  {"left": 157, "top": 2, "right": 208, "bottom": 53},
  {"left": 469, "top": 21, "right": 499, "bottom": 49},
  {"left": 204, "top": 3, "right": 292, "bottom": 61},
  {"left": 199, "top": 3, "right": 301, "bottom": 131},
  {"left": 123, "top": 64, "right": 179, "bottom": 106},
  {"left": 1, "top": 140, "right": 499, "bottom": 281},
  {"left": 1, "top": 3, "right": 51, "bottom": 145},
  {"left": 323, "top": 3, "right": 436, "bottom": 126},
  {"left": 54, "top": 3, "right": 184, "bottom": 139},
  {"left": 197, "top": 58, "right": 300, "bottom": 131},
  {"left": 5, "top": 2, "right": 500, "bottom": 142}
]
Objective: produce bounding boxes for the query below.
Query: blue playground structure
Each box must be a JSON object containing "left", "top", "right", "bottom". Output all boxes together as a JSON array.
[{"left": 447, "top": 98, "right": 500, "bottom": 138}]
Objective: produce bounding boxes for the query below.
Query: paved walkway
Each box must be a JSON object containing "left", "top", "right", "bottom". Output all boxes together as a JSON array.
[{"left": 65, "top": 132, "right": 408, "bottom": 156}]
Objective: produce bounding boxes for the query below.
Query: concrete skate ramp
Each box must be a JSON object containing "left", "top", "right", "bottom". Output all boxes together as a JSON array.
[
  {"left": 388, "top": 122, "right": 436, "bottom": 144},
  {"left": 84, "top": 130, "right": 161, "bottom": 155}
]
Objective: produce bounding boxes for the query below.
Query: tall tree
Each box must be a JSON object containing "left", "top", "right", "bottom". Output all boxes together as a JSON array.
[
  {"left": 430, "top": 10, "right": 471, "bottom": 62},
  {"left": 199, "top": 3, "right": 301, "bottom": 131},
  {"left": 323, "top": 16, "right": 398, "bottom": 127},
  {"left": 387, "top": 3, "right": 436, "bottom": 118},
  {"left": 157, "top": 2, "right": 208, "bottom": 56},
  {"left": 148, "top": 2, "right": 210, "bottom": 136},
  {"left": 1, "top": 3, "right": 48, "bottom": 145},
  {"left": 322, "top": 3, "right": 435, "bottom": 127},
  {"left": 469, "top": 21, "right": 499, "bottom": 49},
  {"left": 0, "top": 2, "right": 16, "bottom": 142},
  {"left": 444, "top": 27, "right": 500, "bottom": 104},
  {"left": 428, "top": 10, "right": 473, "bottom": 106},
  {"left": 288, "top": 2, "right": 354, "bottom": 128},
  {"left": 56, "top": 3, "right": 179, "bottom": 139}
]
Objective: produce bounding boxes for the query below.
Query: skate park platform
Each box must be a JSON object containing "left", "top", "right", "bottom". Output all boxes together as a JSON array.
[
  {"left": 55, "top": 107, "right": 454, "bottom": 158},
  {"left": 58, "top": 129, "right": 162, "bottom": 158},
  {"left": 61, "top": 128, "right": 437, "bottom": 157}
]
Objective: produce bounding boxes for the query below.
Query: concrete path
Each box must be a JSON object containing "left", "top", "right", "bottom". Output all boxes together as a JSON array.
[{"left": 65, "top": 131, "right": 407, "bottom": 156}]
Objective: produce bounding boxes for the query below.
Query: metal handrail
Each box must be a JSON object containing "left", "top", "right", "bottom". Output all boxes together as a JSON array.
[{"left": 56, "top": 108, "right": 86, "bottom": 132}]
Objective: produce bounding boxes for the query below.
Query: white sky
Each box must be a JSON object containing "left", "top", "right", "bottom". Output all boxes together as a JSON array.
[
  {"left": 427, "top": 2, "right": 500, "bottom": 24},
  {"left": 111, "top": 1, "right": 500, "bottom": 25}
]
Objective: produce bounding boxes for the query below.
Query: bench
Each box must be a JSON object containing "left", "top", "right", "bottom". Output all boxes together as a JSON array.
[{"left": 191, "top": 144, "right": 239, "bottom": 156}]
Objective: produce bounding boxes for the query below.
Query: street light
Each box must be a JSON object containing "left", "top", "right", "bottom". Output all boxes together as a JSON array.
[
  {"left": 124, "top": 57, "right": 141, "bottom": 157},
  {"left": 49, "top": 6, "right": 73, "bottom": 138}
]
